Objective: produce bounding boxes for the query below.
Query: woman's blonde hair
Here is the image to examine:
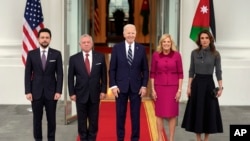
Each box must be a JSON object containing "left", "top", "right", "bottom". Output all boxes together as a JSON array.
[{"left": 156, "top": 34, "right": 177, "bottom": 52}]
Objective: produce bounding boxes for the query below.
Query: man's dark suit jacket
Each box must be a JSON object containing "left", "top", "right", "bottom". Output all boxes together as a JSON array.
[
  {"left": 68, "top": 51, "right": 107, "bottom": 103},
  {"left": 25, "top": 48, "right": 63, "bottom": 99},
  {"left": 109, "top": 41, "right": 149, "bottom": 93}
]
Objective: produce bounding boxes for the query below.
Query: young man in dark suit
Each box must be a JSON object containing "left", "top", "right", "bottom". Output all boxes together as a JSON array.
[
  {"left": 24, "top": 28, "right": 63, "bottom": 141},
  {"left": 109, "top": 24, "right": 149, "bottom": 141},
  {"left": 68, "top": 34, "right": 107, "bottom": 141}
]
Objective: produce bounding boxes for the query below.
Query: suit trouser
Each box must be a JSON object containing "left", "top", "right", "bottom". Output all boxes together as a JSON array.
[
  {"left": 76, "top": 99, "right": 100, "bottom": 141},
  {"left": 116, "top": 88, "right": 141, "bottom": 141},
  {"left": 31, "top": 96, "right": 57, "bottom": 141}
]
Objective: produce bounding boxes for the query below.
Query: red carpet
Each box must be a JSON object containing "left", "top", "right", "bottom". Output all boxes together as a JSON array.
[
  {"left": 97, "top": 101, "right": 151, "bottom": 140},
  {"left": 76, "top": 101, "right": 167, "bottom": 141}
]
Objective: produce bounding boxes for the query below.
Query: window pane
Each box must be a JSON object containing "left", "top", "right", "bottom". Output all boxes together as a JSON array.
[{"left": 109, "top": 0, "right": 129, "bottom": 17}]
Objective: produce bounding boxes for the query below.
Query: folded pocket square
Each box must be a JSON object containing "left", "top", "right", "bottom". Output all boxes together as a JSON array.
[
  {"left": 49, "top": 60, "right": 56, "bottom": 62},
  {"left": 95, "top": 63, "right": 102, "bottom": 65}
]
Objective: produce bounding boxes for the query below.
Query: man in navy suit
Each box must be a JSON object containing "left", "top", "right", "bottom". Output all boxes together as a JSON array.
[
  {"left": 25, "top": 28, "right": 63, "bottom": 141},
  {"left": 109, "top": 24, "right": 149, "bottom": 141},
  {"left": 68, "top": 34, "right": 107, "bottom": 141}
]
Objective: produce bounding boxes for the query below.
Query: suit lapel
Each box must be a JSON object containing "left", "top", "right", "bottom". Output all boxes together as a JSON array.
[
  {"left": 34, "top": 49, "right": 44, "bottom": 71},
  {"left": 91, "top": 52, "right": 97, "bottom": 76},
  {"left": 45, "top": 49, "right": 53, "bottom": 71},
  {"left": 126, "top": 42, "right": 140, "bottom": 66},
  {"left": 79, "top": 52, "right": 89, "bottom": 76},
  {"left": 121, "top": 42, "right": 129, "bottom": 65},
  {"left": 133, "top": 43, "right": 140, "bottom": 65}
]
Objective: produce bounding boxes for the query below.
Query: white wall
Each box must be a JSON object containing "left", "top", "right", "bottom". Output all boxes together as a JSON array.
[
  {"left": 0, "top": 0, "right": 63, "bottom": 104},
  {"left": 0, "top": 0, "right": 250, "bottom": 105},
  {"left": 180, "top": 0, "right": 250, "bottom": 105}
]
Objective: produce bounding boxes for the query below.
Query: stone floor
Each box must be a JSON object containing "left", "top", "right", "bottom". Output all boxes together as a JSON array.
[{"left": 0, "top": 101, "right": 249, "bottom": 141}]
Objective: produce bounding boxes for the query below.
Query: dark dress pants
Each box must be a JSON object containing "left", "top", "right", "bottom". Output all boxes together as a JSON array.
[
  {"left": 32, "top": 95, "right": 57, "bottom": 141},
  {"left": 116, "top": 88, "right": 141, "bottom": 141},
  {"left": 76, "top": 99, "right": 100, "bottom": 141}
]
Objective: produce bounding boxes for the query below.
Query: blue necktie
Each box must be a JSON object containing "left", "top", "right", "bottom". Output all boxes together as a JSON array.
[{"left": 127, "top": 46, "right": 133, "bottom": 65}]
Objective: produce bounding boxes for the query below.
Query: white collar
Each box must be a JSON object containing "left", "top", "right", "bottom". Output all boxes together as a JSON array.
[{"left": 40, "top": 47, "right": 49, "bottom": 52}]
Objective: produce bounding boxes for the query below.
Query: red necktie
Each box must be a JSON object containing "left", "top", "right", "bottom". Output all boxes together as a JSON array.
[{"left": 85, "top": 54, "right": 90, "bottom": 75}]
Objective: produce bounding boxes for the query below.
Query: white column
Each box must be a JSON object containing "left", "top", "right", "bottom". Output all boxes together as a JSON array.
[{"left": 179, "top": 0, "right": 198, "bottom": 101}]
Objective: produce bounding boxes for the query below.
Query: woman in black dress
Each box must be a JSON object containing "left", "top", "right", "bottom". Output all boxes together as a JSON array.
[{"left": 181, "top": 30, "right": 223, "bottom": 141}]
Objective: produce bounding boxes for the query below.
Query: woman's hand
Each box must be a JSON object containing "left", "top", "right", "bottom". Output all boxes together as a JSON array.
[
  {"left": 187, "top": 87, "right": 191, "bottom": 97},
  {"left": 175, "top": 90, "right": 181, "bottom": 102},
  {"left": 151, "top": 89, "right": 157, "bottom": 101},
  {"left": 216, "top": 87, "right": 223, "bottom": 98}
]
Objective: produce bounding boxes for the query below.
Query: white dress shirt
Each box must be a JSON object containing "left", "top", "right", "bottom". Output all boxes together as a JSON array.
[
  {"left": 40, "top": 47, "right": 49, "bottom": 58},
  {"left": 125, "top": 42, "right": 135, "bottom": 59}
]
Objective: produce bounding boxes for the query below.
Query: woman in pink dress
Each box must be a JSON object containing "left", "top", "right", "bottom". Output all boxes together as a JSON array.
[{"left": 150, "top": 34, "right": 183, "bottom": 141}]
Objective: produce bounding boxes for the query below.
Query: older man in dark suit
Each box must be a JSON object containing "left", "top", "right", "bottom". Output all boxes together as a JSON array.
[
  {"left": 25, "top": 28, "right": 63, "bottom": 141},
  {"left": 68, "top": 34, "right": 107, "bottom": 141},
  {"left": 109, "top": 24, "right": 149, "bottom": 141}
]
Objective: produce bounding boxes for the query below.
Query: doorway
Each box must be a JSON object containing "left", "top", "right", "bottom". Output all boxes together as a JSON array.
[{"left": 63, "top": 0, "right": 180, "bottom": 124}]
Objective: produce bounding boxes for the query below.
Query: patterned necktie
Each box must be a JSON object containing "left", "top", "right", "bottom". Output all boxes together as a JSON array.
[
  {"left": 127, "top": 46, "right": 133, "bottom": 65},
  {"left": 85, "top": 53, "right": 90, "bottom": 75},
  {"left": 41, "top": 50, "right": 46, "bottom": 70}
]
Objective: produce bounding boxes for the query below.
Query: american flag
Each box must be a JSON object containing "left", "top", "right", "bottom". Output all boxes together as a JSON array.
[
  {"left": 94, "top": 0, "right": 100, "bottom": 35},
  {"left": 22, "top": 0, "right": 44, "bottom": 64}
]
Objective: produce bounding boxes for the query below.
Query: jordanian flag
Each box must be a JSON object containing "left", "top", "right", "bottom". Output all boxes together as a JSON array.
[{"left": 190, "top": 0, "right": 216, "bottom": 42}]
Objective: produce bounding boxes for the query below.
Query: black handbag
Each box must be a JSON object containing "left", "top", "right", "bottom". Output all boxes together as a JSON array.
[{"left": 211, "top": 87, "right": 219, "bottom": 98}]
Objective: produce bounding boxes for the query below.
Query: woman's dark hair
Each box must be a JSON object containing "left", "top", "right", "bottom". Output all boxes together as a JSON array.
[
  {"left": 38, "top": 28, "right": 51, "bottom": 38},
  {"left": 196, "top": 30, "right": 217, "bottom": 54}
]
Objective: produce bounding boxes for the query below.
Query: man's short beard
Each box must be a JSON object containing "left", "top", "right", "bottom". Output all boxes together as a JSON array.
[{"left": 40, "top": 44, "right": 49, "bottom": 48}]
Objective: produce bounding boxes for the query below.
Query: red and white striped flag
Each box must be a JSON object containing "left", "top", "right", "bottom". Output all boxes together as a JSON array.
[
  {"left": 94, "top": 0, "right": 100, "bottom": 35},
  {"left": 22, "top": 0, "right": 44, "bottom": 64}
]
